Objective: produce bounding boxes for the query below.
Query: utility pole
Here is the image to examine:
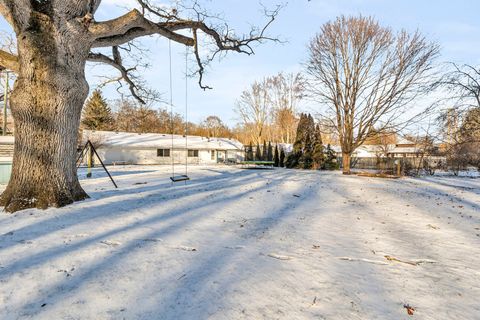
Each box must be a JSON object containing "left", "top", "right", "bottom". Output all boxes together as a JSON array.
[{"left": 3, "top": 71, "right": 9, "bottom": 136}]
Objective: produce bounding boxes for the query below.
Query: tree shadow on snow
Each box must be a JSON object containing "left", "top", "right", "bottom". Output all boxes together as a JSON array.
[{"left": 0, "top": 168, "right": 308, "bottom": 317}]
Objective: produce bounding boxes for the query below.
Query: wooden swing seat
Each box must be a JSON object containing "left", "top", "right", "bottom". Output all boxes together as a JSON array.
[{"left": 170, "top": 175, "right": 190, "bottom": 182}]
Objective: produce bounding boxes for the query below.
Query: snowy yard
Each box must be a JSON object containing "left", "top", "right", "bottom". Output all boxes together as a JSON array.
[{"left": 0, "top": 165, "right": 479, "bottom": 319}]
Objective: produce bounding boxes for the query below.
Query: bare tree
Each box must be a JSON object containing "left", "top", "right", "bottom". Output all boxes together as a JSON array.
[
  {"left": 440, "top": 107, "right": 480, "bottom": 173},
  {"left": 113, "top": 99, "right": 138, "bottom": 133},
  {"left": 268, "top": 72, "right": 304, "bottom": 143},
  {"left": 235, "top": 80, "right": 270, "bottom": 145},
  {"left": 0, "top": 0, "right": 280, "bottom": 212},
  {"left": 201, "top": 115, "right": 227, "bottom": 138},
  {"left": 306, "top": 16, "right": 439, "bottom": 174},
  {"left": 113, "top": 99, "right": 186, "bottom": 134},
  {"left": 234, "top": 72, "right": 304, "bottom": 144},
  {"left": 437, "top": 64, "right": 480, "bottom": 173},
  {"left": 408, "top": 125, "right": 440, "bottom": 176},
  {"left": 439, "top": 63, "right": 480, "bottom": 111}
]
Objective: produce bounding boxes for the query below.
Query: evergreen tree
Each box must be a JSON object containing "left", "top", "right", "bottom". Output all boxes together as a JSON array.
[
  {"left": 299, "top": 114, "right": 315, "bottom": 169},
  {"left": 324, "top": 144, "right": 338, "bottom": 170},
  {"left": 312, "top": 124, "right": 325, "bottom": 169},
  {"left": 279, "top": 148, "right": 285, "bottom": 167},
  {"left": 262, "top": 140, "right": 268, "bottom": 161},
  {"left": 245, "top": 142, "right": 253, "bottom": 161},
  {"left": 255, "top": 144, "right": 261, "bottom": 161},
  {"left": 292, "top": 113, "right": 307, "bottom": 154},
  {"left": 273, "top": 144, "right": 279, "bottom": 167},
  {"left": 286, "top": 113, "right": 306, "bottom": 168},
  {"left": 301, "top": 132, "right": 313, "bottom": 169},
  {"left": 287, "top": 113, "right": 317, "bottom": 169},
  {"left": 81, "top": 90, "right": 114, "bottom": 130},
  {"left": 267, "top": 141, "right": 273, "bottom": 161},
  {"left": 459, "top": 107, "right": 480, "bottom": 142}
]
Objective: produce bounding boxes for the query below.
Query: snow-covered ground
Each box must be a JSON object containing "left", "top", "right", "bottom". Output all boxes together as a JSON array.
[{"left": 0, "top": 166, "right": 479, "bottom": 319}]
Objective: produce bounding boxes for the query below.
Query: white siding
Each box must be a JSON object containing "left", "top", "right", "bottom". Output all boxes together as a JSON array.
[{"left": 94, "top": 147, "right": 243, "bottom": 165}]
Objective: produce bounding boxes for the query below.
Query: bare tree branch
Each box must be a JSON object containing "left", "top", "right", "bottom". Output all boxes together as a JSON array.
[
  {"left": 0, "top": 49, "right": 18, "bottom": 71},
  {"left": 88, "top": 48, "right": 148, "bottom": 104},
  {"left": 88, "top": 2, "right": 281, "bottom": 91},
  {"left": 89, "top": 9, "right": 195, "bottom": 48},
  {"left": 436, "top": 62, "right": 480, "bottom": 110}
]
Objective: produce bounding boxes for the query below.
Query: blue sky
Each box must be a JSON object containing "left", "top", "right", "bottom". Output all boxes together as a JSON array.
[{"left": 2, "top": 0, "right": 480, "bottom": 126}]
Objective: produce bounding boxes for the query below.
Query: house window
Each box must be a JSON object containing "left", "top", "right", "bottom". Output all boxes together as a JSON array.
[
  {"left": 211, "top": 150, "right": 215, "bottom": 160},
  {"left": 188, "top": 149, "right": 199, "bottom": 157},
  {"left": 157, "top": 149, "right": 170, "bottom": 157}
]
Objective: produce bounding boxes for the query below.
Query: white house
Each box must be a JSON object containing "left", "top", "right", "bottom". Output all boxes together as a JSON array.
[
  {"left": 0, "top": 136, "right": 14, "bottom": 184},
  {"left": 0, "top": 136, "right": 14, "bottom": 162},
  {"left": 82, "top": 130, "right": 245, "bottom": 165},
  {"left": 329, "top": 136, "right": 424, "bottom": 158}
]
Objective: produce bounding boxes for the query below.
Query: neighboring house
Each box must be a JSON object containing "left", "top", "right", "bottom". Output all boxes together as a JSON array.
[
  {"left": 276, "top": 143, "right": 293, "bottom": 154},
  {"left": 330, "top": 136, "right": 426, "bottom": 158},
  {"left": 82, "top": 130, "right": 245, "bottom": 165},
  {"left": 386, "top": 136, "right": 423, "bottom": 158},
  {"left": 0, "top": 136, "right": 14, "bottom": 184},
  {"left": 250, "top": 135, "right": 431, "bottom": 160},
  {"left": 0, "top": 136, "right": 14, "bottom": 162}
]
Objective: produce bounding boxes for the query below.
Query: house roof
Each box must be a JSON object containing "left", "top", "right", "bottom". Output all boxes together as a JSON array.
[
  {"left": 82, "top": 130, "right": 244, "bottom": 151},
  {"left": 395, "top": 136, "right": 415, "bottom": 145}
]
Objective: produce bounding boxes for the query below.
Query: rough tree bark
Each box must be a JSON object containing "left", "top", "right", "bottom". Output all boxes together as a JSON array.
[
  {"left": 0, "top": 0, "right": 279, "bottom": 212},
  {"left": 342, "top": 152, "right": 352, "bottom": 175},
  {"left": 0, "top": 5, "right": 91, "bottom": 211}
]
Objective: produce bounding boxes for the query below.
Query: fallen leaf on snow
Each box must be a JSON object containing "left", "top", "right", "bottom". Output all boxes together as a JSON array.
[{"left": 403, "top": 304, "right": 415, "bottom": 315}]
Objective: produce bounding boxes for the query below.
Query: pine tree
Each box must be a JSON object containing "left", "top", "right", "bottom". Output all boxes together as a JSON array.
[
  {"left": 255, "top": 144, "right": 261, "bottom": 161},
  {"left": 286, "top": 113, "right": 306, "bottom": 168},
  {"left": 247, "top": 142, "right": 254, "bottom": 161},
  {"left": 301, "top": 132, "right": 313, "bottom": 169},
  {"left": 324, "top": 144, "right": 337, "bottom": 170},
  {"left": 459, "top": 107, "right": 480, "bottom": 142},
  {"left": 287, "top": 113, "right": 317, "bottom": 169},
  {"left": 279, "top": 148, "right": 285, "bottom": 167},
  {"left": 267, "top": 141, "right": 273, "bottom": 161},
  {"left": 81, "top": 90, "right": 114, "bottom": 130},
  {"left": 262, "top": 140, "right": 268, "bottom": 161},
  {"left": 312, "top": 124, "right": 325, "bottom": 169},
  {"left": 273, "top": 144, "right": 279, "bottom": 167},
  {"left": 299, "top": 114, "right": 315, "bottom": 169},
  {"left": 292, "top": 113, "right": 307, "bottom": 154}
]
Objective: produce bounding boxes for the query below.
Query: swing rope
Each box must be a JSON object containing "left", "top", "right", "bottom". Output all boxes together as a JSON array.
[
  {"left": 184, "top": 46, "right": 188, "bottom": 178},
  {"left": 169, "top": 40, "right": 190, "bottom": 183},
  {"left": 169, "top": 39, "right": 175, "bottom": 180}
]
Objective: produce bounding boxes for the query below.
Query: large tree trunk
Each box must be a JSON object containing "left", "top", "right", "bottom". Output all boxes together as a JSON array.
[
  {"left": 0, "top": 12, "right": 90, "bottom": 212},
  {"left": 342, "top": 152, "right": 352, "bottom": 175}
]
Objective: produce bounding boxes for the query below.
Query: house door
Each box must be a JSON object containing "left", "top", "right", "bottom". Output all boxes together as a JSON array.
[{"left": 217, "top": 150, "right": 226, "bottom": 163}]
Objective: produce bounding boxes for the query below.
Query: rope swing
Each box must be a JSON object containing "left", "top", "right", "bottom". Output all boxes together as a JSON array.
[{"left": 169, "top": 40, "right": 190, "bottom": 183}]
